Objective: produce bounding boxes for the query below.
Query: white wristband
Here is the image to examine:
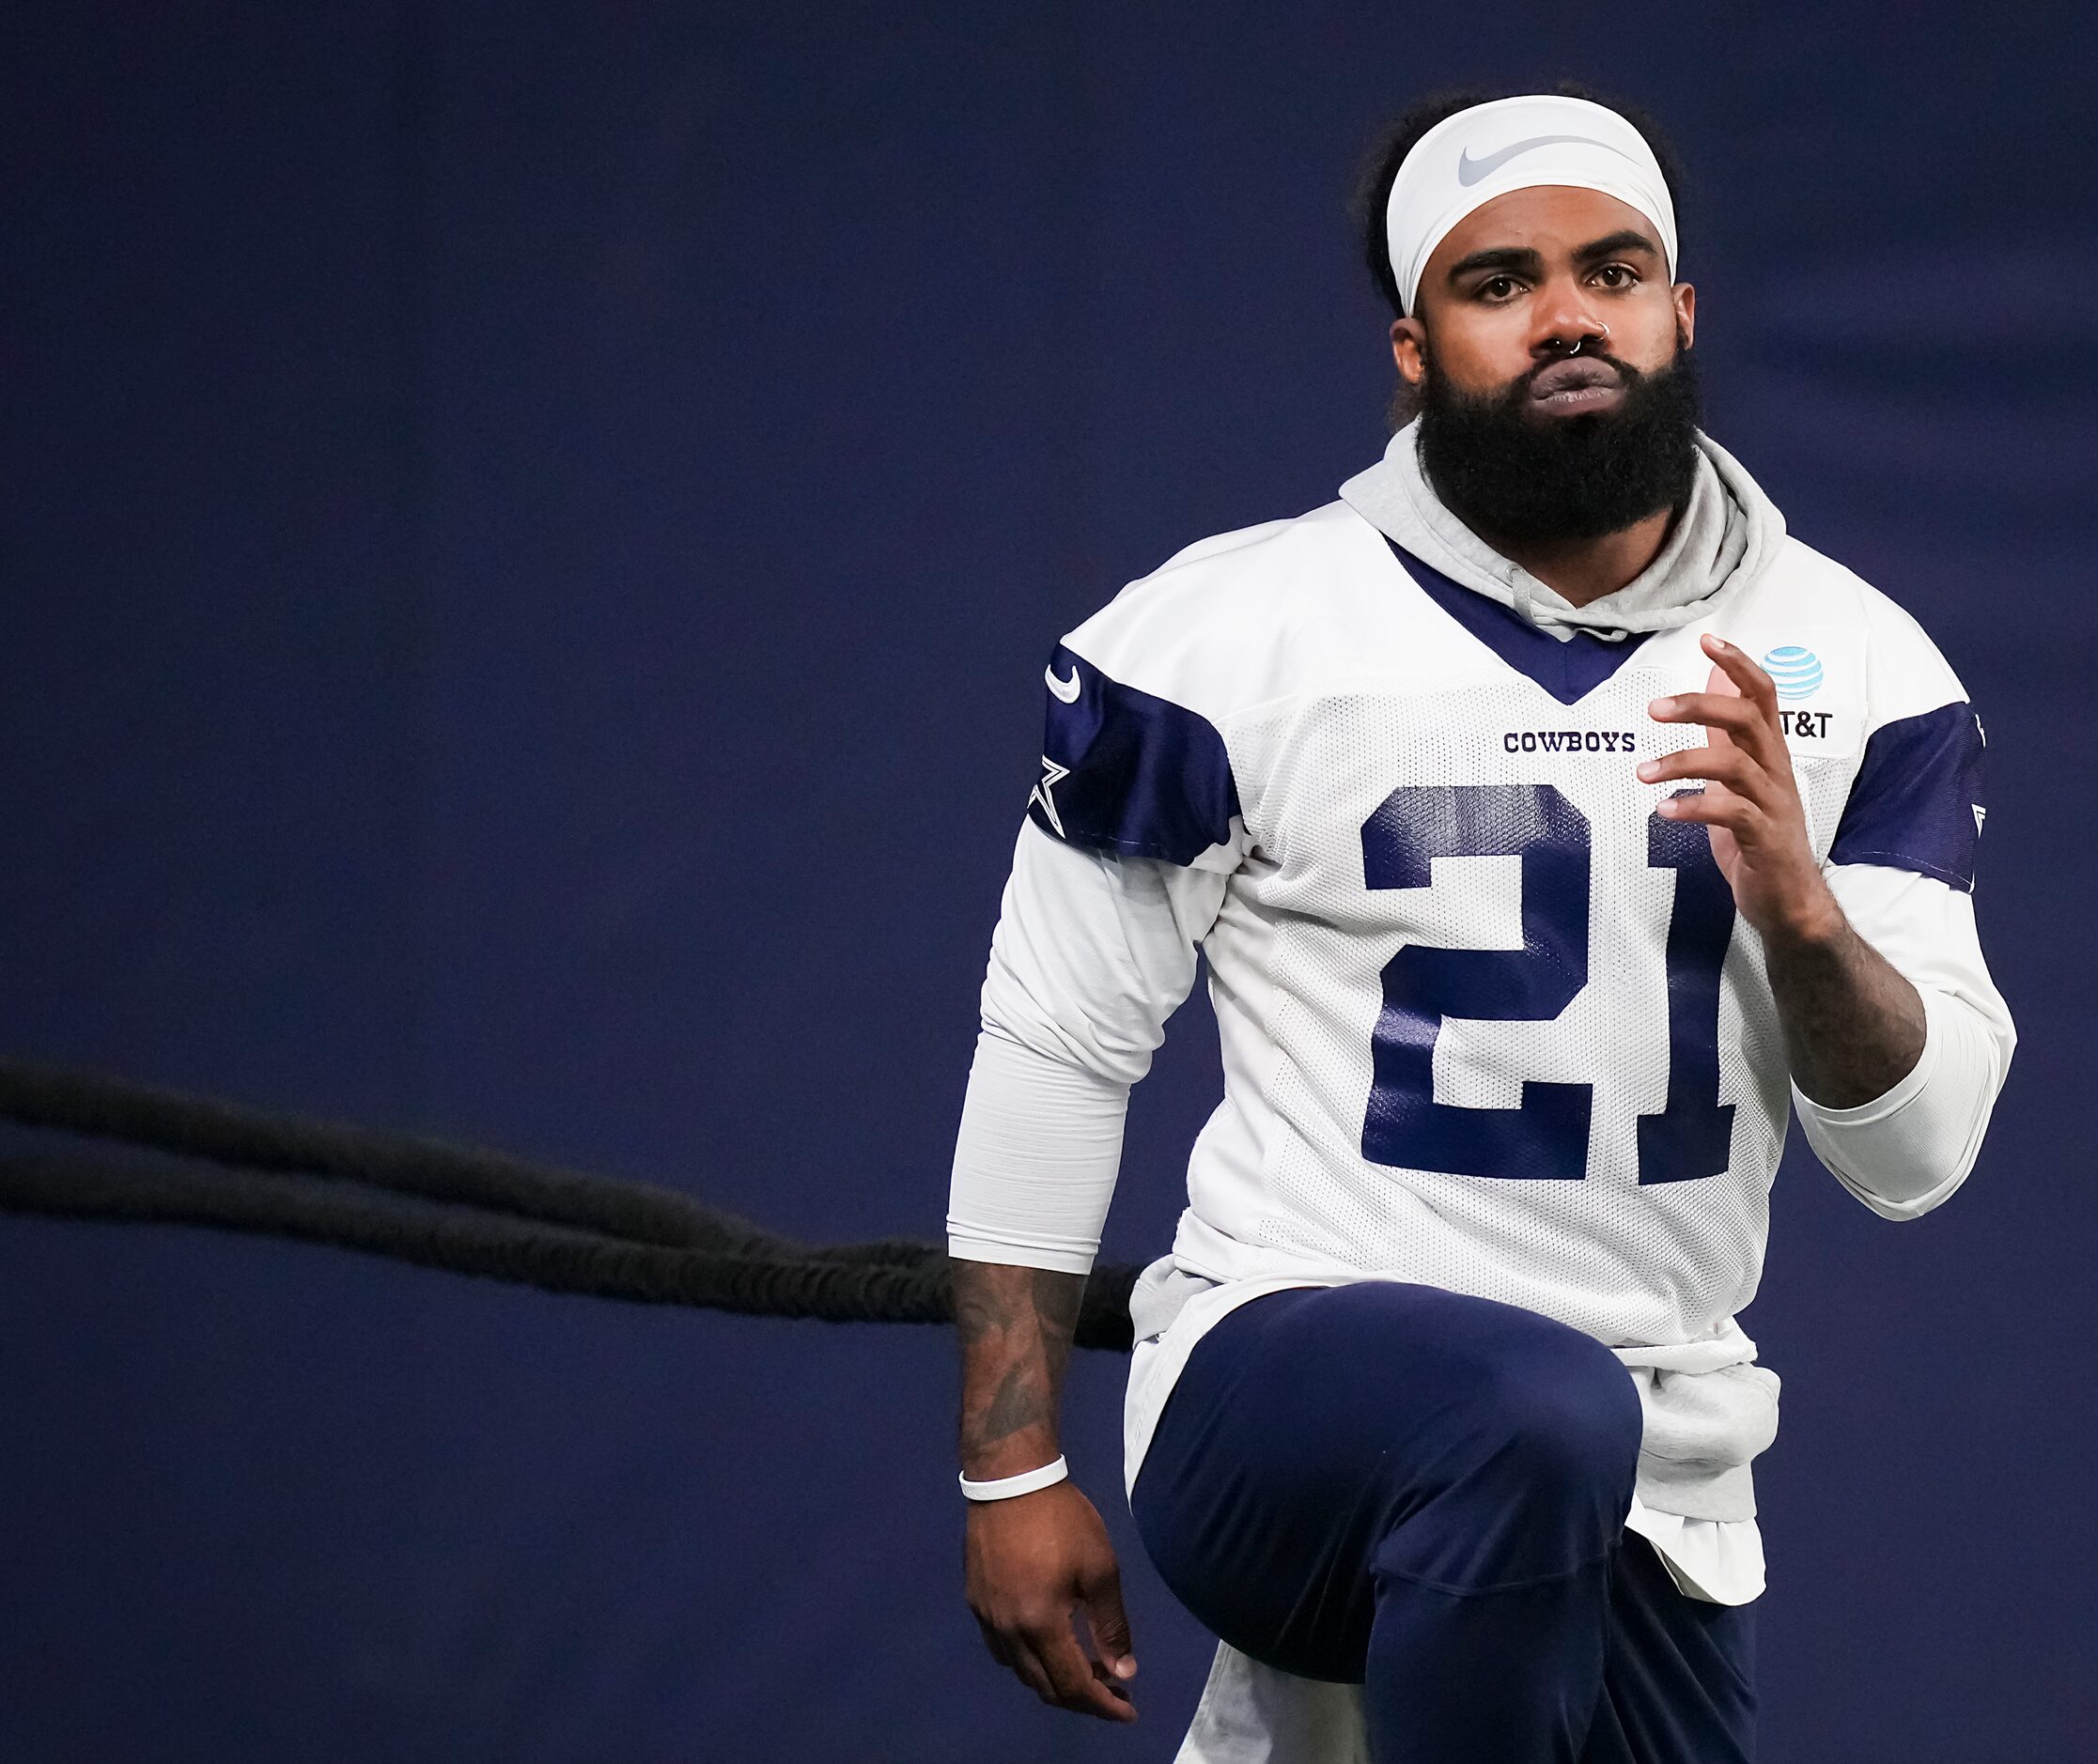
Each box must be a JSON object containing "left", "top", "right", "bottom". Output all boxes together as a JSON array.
[{"left": 959, "top": 1454, "right": 1069, "bottom": 1501}]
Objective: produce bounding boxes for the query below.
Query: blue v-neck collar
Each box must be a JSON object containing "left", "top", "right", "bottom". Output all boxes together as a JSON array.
[{"left": 1386, "top": 540, "right": 1655, "bottom": 706}]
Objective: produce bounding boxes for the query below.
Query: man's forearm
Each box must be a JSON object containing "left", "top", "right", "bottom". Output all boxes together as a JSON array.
[
  {"left": 1764, "top": 904, "right": 1927, "bottom": 1108},
  {"left": 954, "top": 1260, "right": 1086, "bottom": 1478},
  {"left": 1640, "top": 639, "right": 1931, "bottom": 1112}
]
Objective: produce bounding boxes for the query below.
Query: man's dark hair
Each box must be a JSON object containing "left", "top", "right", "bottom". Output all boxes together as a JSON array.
[{"left": 1352, "top": 82, "right": 1691, "bottom": 319}]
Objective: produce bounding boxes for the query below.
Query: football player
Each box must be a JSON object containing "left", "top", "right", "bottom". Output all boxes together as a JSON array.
[{"left": 947, "top": 85, "right": 2013, "bottom": 1764}]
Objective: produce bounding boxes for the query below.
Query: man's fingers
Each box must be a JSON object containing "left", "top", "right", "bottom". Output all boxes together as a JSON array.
[
  {"left": 1637, "top": 746, "right": 1766, "bottom": 797},
  {"left": 1080, "top": 1572, "right": 1138, "bottom": 1681},
  {"left": 976, "top": 1608, "right": 1065, "bottom": 1706},
  {"left": 1656, "top": 789, "right": 1763, "bottom": 838},
  {"left": 1650, "top": 640, "right": 1788, "bottom": 774},
  {"left": 1025, "top": 1616, "right": 1137, "bottom": 1722},
  {"left": 1649, "top": 692, "right": 1762, "bottom": 739},
  {"left": 1648, "top": 694, "right": 1791, "bottom": 775},
  {"left": 1701, "top": 633, "right": 1779, "bottom": 711},
  {"left": 1003, "top": 1633, "right": 1060, "bottom": 1705}
]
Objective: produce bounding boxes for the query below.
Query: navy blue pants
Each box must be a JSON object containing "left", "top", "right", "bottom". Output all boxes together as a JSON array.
[{"left": 1129, "top": 1282, "right": 1755, "bottom": 1763}]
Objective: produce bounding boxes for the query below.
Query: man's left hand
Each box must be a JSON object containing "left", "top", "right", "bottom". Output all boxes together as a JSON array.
[{"left": 1639, "top": 633, "right": 1841, "bottom": 947}]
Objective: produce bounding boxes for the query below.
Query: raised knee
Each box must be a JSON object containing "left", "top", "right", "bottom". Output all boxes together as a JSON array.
[
  {"left": 1476, "top": 1335, "right": 1642, "bottom": 1502},
  {"left": 1366, "top": 1323, "right": 1643, "bottom": 1593}
]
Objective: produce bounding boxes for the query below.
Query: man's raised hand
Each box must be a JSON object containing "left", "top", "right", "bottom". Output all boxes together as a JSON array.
[{"left": 1639, "top": 632, "right": 1841, "bottom": 945}]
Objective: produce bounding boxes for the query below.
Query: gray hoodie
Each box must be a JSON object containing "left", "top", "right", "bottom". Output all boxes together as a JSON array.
[{"left": 1337, "top": 418, "right": 1789, "bottom": 638}]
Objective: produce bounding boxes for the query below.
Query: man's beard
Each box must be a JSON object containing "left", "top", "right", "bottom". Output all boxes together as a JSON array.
[{"left": 1413, "top": 339, "right": 1702, "bottom": 545}]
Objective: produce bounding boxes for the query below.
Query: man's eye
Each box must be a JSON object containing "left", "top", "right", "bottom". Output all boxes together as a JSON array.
[
  {"left": 1593, "top": 264, "right": 1640, "bottom": 288},
  {"left": 1479, "top": 275, "right": 1521, "bottom": 301}
]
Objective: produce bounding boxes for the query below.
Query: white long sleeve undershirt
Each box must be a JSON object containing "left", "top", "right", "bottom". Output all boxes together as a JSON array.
[
  {"left": 1794, "top": 861, "right": 2015, "bottom": 1216},
  {"left": 946, "top": 824, "right": 1220, "bottom": 1274},
  {"left": 946, "top": 1031, "right": 1129, "bottom": 1275}
]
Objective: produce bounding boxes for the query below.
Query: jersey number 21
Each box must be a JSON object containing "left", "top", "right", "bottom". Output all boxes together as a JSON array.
[{"left": 1360, "top": 782, "right": 1735, "bottom": 1184}]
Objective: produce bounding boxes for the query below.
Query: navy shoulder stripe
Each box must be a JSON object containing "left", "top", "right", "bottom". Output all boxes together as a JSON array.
[
  {"left": 1026, "top": 644, "right": 1239, "bottom": 865},
  {"left": 1828, "top": 701, "right": 1985, "bottom": 891}
]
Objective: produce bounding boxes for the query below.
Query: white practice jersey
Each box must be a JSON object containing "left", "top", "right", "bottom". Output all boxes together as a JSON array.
[{"left": 1020, "top": 498, "right": 1998, "bottom": 1352}]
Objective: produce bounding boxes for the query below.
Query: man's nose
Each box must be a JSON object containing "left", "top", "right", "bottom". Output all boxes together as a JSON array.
[{"left": 1530, "top": 280, "right": 1609, "bottom": 358}]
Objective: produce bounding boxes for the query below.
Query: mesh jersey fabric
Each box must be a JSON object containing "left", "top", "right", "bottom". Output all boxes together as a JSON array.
[{"left": 1028, "top": 498, "right": 1996, "bottom": 1350}]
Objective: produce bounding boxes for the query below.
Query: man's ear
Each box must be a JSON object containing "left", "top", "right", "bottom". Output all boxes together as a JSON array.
[
  {"left": 1672, "top": 282, "right": 1696, "bottom": 351},
  {"left": 1391, "top": 316, "right": 1427, "bottom": 388}
]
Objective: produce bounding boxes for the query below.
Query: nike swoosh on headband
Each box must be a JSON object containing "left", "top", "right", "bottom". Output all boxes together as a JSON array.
[
  {"left": 1456, "top": 133, "right": 1628, "bottom": 187},
  {"left": 1045, "top": 663, "right": 1080, "bottom": 704}
]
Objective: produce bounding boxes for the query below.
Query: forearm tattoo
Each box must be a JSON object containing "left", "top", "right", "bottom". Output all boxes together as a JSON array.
[
  {"left": 1764, "top": 916, "right": 1927, "bottom": 1109},
  {"left": 954, "top": 1261, "right": 1085, "bottom": 1476}
]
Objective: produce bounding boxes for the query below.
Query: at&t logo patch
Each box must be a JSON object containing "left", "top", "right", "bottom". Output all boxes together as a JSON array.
[{"left": 1762, "top": 645, "right": 1824, "bottom": 701}]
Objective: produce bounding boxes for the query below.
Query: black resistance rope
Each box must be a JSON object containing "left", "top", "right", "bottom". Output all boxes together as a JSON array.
[{"left": 0, "top": 1060, "right": 1140, "bottom": 1352}]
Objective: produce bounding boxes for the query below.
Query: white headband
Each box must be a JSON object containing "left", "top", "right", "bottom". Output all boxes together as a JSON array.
[{"left": 1384, "top": 94, "right": 1678, "bottom": 314}]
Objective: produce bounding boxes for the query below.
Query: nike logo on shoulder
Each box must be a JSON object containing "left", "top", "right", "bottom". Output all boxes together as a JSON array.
[
  {"left": 1045, "top": 663, "right": 1081, "bottom": 703},
  {"left": 1456, "top": 134, "right": 1615, "bottom": 186}
]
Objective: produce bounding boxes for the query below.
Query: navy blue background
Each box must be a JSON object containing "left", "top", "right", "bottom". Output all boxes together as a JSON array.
[{"left": 4, "top": 6, "right": 2093, "bottom": 1758}]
